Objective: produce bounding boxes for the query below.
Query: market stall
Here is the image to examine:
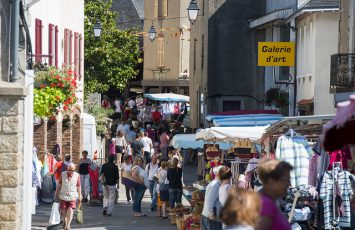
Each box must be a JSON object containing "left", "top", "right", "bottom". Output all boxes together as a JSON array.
[{"left": 170, "top": 134, "right": 230, "bottom": 150}]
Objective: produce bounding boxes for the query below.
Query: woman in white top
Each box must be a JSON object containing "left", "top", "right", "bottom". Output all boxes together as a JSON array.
[
  {"left": 218, "top": 166, "right": 232, "bottom": 206},
  {"left": 157, "top": 161, "right": 169, "bottom": 218},
  {"left": 131, "top": 156, "right": 149, "bottom": 217},
  {"left": 121, "top": 154, "right": 133, "bottom": 204},
  {"left": 115, "top": 131, "right": 127, "bottom": 167}
]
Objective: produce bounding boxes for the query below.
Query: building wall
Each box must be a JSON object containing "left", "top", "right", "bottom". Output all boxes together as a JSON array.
[
  {"left": 143, "top": 0, "right": 190, "bottom": 87},
  {"left": 207, "top": 0, "right": 265, "bottom": 114},
  {"left": 28, "top": 0, "right": 85, "bottom": 109},
  {"left": 296, "top": 12, "right": 338, "bottom": 115}
]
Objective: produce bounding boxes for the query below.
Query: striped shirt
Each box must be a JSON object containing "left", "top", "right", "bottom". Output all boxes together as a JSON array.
[
  {"left": 320, "top": 171, "right": 355, "bottom": 229},
  {"left": 276, "top": 135, "right": 313, "bottom": 187}
]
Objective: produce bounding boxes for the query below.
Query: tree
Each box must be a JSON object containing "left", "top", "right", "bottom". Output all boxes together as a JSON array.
[{"left": 84, "top": 0, "right": 141, "bottom": 94}]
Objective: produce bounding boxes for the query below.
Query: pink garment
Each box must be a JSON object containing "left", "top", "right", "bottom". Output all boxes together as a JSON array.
[
  {"left": 328, "top": 146, "right": 352, "bottom": 170},
  {"left": 89, "top": 166, "right": 99, "bottom": 199},
  {"left": 160, "top": 133, "right": 169, "bottom": 147},
  {"left": 260, "top": 194, "right": 291, "bottom": 230},
  {"left": 109, "top": 143, "right": 116, "bottom": 155}
]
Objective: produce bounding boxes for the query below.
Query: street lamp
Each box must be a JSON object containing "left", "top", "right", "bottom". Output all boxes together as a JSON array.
[
  {"left": 148, "top": 25, "right": 157, "bottom": 41},
  {"left": 93, "top": 20, "right": 102, "bottom": 37},
  {"left": 187, "top": 0, "right": 199, "bottom": 24}
]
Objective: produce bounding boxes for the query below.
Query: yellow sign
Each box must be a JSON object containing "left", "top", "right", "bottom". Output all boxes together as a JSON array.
[{"left": 258, "top": 42, "right": 295, "bottom": 66}]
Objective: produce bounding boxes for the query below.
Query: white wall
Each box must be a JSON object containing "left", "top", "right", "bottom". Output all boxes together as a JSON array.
[
  {"left": 27, "top": 0, "right": 84, "bottom": 109},
  {"left": 296, "top": 12, "right": 338, "bottom": 115}
]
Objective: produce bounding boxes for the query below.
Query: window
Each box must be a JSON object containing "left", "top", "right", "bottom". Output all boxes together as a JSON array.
[
  {"left": 223, "top": 101, "right": 241, "bottom": 112},
  {"left": 48, "top": 24, "right": 58, "bottom": 67},
  {"left": 279, "top": 25, "right": 290, "bottom": 81},
  {"left": 193, "top": 38, "right": 197, "bottom": 73},
  {"left": 157, "top": 37, "right": 164, "bottom": 67},
  {"left": 155, "top": 0, "right": 168, "bottom": 18},
  {"left": 35, "top": 19, "right": 42, "bottom": 62}
]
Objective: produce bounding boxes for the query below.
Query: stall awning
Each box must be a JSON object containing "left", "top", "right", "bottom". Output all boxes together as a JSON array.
[
  {"left": 195, "top": 126, "right": 269, "bottom": 143},
  {"left": 144, "top": 93, "right": 189, "bottom": 102},
  {"left": 212, "top": 115, "right": 283, "bottom": 127},
  {"left": 170, "top": 134, "right": 231, "bottom": 150}
]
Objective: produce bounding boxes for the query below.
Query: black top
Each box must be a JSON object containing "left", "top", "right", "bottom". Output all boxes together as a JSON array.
[
  {"left": 167, "top": 167, "right": 183, "bottom": 189},
  {"left": 101, "top": 162, "right": 119, "bottom": 186},
  {"left": 79, "top": 163, "right": 89, "bottom": 175}
]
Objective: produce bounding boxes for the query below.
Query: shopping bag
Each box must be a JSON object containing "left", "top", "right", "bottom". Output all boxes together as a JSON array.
[
  {"left": 49, "top": 202, "right": 60, "bottom": 225},
  {"left": 76, "top": 206, "right": 84, "bottom": 224}
]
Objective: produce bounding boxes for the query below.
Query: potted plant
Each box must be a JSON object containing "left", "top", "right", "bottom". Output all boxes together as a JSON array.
[{"left": 265, "top": 88, "right": 289, "bottom": 115}]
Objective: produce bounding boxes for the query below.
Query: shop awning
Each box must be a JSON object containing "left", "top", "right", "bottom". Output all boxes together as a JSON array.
[
  {"left": 144, "top": 93, "right": 189, "bottom": 102},
  {"left": 170, "top": 134, "right": 231, "bottom": 150},
  {"left": 212, "top": 115, "right": 283, "bottom": 127},
  {"left": 195, "top": 126, "right": 269, "bottom": 143},
  {"left": 297, "top": 98, "right": 314, "bottom": 105},
  {"left": 322, "top": 94, "right": 355, "bottom": 151}
]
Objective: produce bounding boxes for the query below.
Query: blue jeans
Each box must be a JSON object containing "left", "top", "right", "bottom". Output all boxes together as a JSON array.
[
  {"left": 201, "top": 215, "right": 222, "bottom": 230},
  {"left": 169, "top": 188, "right": 182, "bottom": 209},
  {"left": 148, "top": 180, "right": 157, "bottom": 209},
  {"left": 133, "top": 184, "right": 146, "bottom": 213}
]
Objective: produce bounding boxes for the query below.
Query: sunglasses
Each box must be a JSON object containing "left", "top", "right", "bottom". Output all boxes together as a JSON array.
[{"left": 68, "top": 169, "right": 75, "bottom": 172}]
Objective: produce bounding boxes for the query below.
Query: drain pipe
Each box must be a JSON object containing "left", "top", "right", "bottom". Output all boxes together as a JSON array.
[{"left": 10, "top": 0, "right": 20, "bottom": 82}]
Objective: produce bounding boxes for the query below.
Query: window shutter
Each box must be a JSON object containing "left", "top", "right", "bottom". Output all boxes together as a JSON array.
[
  {"left": 154, "top": 0, "right": 158, "bottom": 17},
  {"left": 158, "top": 37, "right": 164, "bottom": 67},
  {"left": 55, "top": 26, "right": 58, "bottom": 68},
  {"left": 69, "top": 30, "right": 73, "bottom": 67},
  {"left": 163, "top": 0, "right": 168, "bottom": 17},
  {"left": 79, "top": 33, "right": 83, "bottom": 79},
  {"left": 35, "top": 19, "right": 42, "bottom": 62},
  {"left": 48, "top": 24, "right": 53, "bottom": 65},
  {"left": 74, "top": 32, "right": 78, "bottom": 75},
  {"left": 64, "top": 28, "right": 68, "bottom": 65}
]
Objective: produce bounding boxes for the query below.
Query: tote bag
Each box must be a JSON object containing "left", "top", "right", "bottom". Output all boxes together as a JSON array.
[{"left": 49, "top": 202, "right": 60, "bottom": 225}]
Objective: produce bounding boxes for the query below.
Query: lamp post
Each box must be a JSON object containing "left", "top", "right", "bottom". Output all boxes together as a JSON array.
[
  {"left": 148, "top": 25, "right": 157, "bottom": 41},
  {"left": 93, "top": 20, "right": 102, "bottom": 37},
  {"left": 187, "top": 0, "right": 200, "bottom": 24}
]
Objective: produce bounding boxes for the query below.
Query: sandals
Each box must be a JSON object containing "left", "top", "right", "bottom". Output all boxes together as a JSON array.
[{"left": 134, "top": 213, "right": 147, "bottom": 217}]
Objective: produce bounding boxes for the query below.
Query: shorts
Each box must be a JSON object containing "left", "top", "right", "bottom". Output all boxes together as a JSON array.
[
  {"left": 159, "top": 190, "right": 169, "bottom": 201},
  {"left": 60, "top": 200, "right": 76, "bottom": 210}
]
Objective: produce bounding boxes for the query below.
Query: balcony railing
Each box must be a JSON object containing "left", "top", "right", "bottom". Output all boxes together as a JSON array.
[{"left": 330, "top": 53, "right": 355, "bottom": 93}]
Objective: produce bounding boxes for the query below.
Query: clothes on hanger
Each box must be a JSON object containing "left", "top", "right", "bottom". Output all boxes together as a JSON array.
[
  {"left": 276, "top": 135, "right": 314, "bottom": 187},
  {"left": 320, "top": 170, "right": 355, "bottom": 229},
  {"left": 328, "top": 146, "right": 352, "bottom": 170}
]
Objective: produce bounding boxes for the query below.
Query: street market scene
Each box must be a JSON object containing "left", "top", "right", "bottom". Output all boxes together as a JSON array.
[{"left": 1, "top": 0, "right": 355, "bottom": 230}]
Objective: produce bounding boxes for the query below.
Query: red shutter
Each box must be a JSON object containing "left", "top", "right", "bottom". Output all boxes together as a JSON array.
[
  {"left": 48, "top": 24, "right": 53, "bottom": 65},
  {"left": 64, "top": 28, "right": 68, "bottom": 65},
  {"left": 79, "top": 33, "right": 82, "bottom": 79},
  {"left": 35, "top": 19, "right": 42, "bottom": 62},
  {"left": 74, "top": 32, "right": 78, "bottom": 74},
  {"left": 55, "top": 26, "right": 58, "bottom": 68},
  {"left": 69, "top": 30, "right": 73, "bottom": 67}
]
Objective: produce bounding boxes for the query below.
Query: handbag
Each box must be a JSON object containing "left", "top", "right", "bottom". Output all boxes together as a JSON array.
[
  {"left": 121, "top": 166, "right": 141, "bottom": 188},
  {"left": 76, "top": 206, "right": 83, "bottom": 224},
  {"left": 49, "top": 202, "right": 60, "bottom": 225}
]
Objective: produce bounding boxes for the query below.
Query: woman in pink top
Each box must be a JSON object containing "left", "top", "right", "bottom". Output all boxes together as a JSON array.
[
  {"left": 256, "top": 160, "right": 293, "bottom": 230},
  {"left": 160, "top": 129, "right": 170, "bottom": 160}
]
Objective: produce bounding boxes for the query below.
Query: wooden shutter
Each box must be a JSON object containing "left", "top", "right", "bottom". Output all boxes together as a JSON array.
[
  {"left": 74, "top": 32, "right": 79, "bottom": 75},
  {"left": 55, "top": 26, "right": 58, "bottom": 68},
  {"left": 163, "top": 0, "right": 168, "bottom": 17},
  {"left": 154, "top": 0, "right": 158, "bottom": 17},
  {"left": 48, "top": 24, "right": 53, "bottom": 65},
  {"left": 69, "top": 30, "right": 73, "bottom": 67},
  {"left": 35, "top": 19, "right": 42, "bottom": 62},
  {"left": 64, "top": 28, "right": 68, "bottom": 65},
  {"left": 79, "top": 34, "right": 83, "bottom": 79},
  {"left": 158, "top": 37, "right": 164, "bottom": 67}
]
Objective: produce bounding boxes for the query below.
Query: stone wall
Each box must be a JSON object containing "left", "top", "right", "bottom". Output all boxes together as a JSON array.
[{"left": 0, "top": 94, "right": 25, "bottom": 229}]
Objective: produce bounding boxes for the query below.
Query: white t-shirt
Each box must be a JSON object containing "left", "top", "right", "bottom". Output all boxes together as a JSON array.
[
  {"left": 114, "top": 100, "right": 122, "bottom": 113},
  {"left": 115, "top": 136, "right": 127, "bottom": 147},
  {"left": 219, "top": 183, "right": 231, "bottom": 206},
  {"left": 141, "top": 136, "right": 153, "bottom": 152},
  {"left": 121, "top": 162, "right": 132, "bottom": 171},
  {"left": 128, "top": 100, "right": 136, "bottom": 109},
  {"left": 145, "top": 162, "right": 159, "bottom": 181}
]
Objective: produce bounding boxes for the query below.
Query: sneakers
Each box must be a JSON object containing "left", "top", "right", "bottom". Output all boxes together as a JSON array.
[{"left": 103, "top": 209, "right": 107, "bottom": 216}]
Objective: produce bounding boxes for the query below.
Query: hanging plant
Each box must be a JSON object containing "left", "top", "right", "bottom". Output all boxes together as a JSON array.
[
  {"left": 34, "top": 67, "right": 77, "bottom": 118},
  {"left": 265, "top": 87, "right": 289, "bottom": 108}
]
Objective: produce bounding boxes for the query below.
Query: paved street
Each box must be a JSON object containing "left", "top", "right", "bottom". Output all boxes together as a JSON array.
[{"left": 32, "top": 165, "right": 196, "bottom": 230}]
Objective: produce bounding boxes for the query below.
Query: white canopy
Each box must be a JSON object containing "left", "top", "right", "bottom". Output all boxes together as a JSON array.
[
  {"left": 195, "top": 125, "right": 269, "bottom": 143},
  {"left": 170, "top": 134, "right": 231, "bottom": 150},
  {"left": 144, "top": 93, "right": 189, "bottom": 102}
]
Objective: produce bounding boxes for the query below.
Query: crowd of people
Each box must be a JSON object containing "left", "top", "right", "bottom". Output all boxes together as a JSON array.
[{"left": 51, "top": 95, "right": 298, "bottom": 230}]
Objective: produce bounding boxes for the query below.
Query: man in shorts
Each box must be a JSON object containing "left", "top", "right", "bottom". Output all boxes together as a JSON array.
[{"left": 55, "top": 163, "right": 82, "bottom": 230}]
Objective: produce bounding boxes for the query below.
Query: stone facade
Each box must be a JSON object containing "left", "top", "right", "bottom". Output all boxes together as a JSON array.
[{"left": 0, "top": 91, "right": 26, "bottom": 229}]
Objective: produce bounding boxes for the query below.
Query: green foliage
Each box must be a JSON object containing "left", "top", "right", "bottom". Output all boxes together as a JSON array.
[
  {"left": 265, "top": 87, "right": 289, "bottom": 116},
  {"left": 84, "top": 0, "right": 141, "bottom": 94},
  {"left": 86, "top": 104, "right": 114, "bottom": 136}
]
